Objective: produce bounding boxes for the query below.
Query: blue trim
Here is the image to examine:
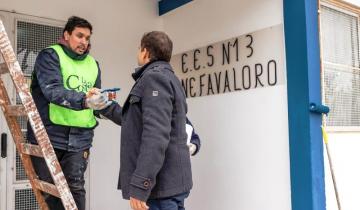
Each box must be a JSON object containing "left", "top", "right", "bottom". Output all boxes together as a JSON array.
[
  {"left": 158, "top": 0, "right": 193, "bottom": 16},
  {"left": 284, "top": 0, "right": 325, "bottom": 210}
]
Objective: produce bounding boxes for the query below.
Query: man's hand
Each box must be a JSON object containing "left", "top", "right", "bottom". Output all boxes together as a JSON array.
[
  {"left": 85, "top": 88, "right": 112, "bottom": 110},
  {"left": 86, "top": 88, "right": 100, "bottom": 98},
  {"left": 130, "top": 197, "right": 149, "bottom": 210},
  {"left": 188, "top": 143, "right": 197, "bottom": 156}
]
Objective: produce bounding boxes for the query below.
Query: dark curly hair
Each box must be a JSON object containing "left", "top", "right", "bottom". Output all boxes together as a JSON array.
[{"left": 63, "top": 16, "right": 92, "bottom": 35}]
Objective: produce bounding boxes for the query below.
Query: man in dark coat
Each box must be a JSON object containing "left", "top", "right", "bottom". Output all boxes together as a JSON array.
[{"left": 99, "top": 31, "right": 193, "bottom": 210}]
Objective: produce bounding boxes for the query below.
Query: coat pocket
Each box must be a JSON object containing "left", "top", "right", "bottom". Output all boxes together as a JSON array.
[
  {"left": 122, "top": 94, "right": 141, "bottom": 116},
  {"left": 129, "top": 95, "right": 141, "bottom": 104}
]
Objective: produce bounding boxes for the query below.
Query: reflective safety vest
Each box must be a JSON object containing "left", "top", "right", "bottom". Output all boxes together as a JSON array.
[{"left": 49, "top": 44, "right": 98, "bottom": 128}]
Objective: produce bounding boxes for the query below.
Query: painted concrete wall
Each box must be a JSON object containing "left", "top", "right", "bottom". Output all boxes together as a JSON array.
[
  {"left": 162, "top": 0, "right": 292, "bottom": 209},
  {"left": 325, "top": 131, "right": 360, "bottom": 210},
  {"left": 344, "top": 0, "right": 360, "bottom": 5},
  {"left": 0, "top": 0, "right": 162, "bottom": 209}
]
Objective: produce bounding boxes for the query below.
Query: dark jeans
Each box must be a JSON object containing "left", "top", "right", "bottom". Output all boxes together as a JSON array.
[
  {"left": 147, "top": 192, "right": 190, "bottom": 210},
  {"left": 31, "top": 148, "right": 89, "bottom": 210}
]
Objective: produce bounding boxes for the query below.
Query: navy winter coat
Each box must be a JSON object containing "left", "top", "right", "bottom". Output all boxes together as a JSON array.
[{"left": 100, "top": 60, "right": 192, "bottom": 201}]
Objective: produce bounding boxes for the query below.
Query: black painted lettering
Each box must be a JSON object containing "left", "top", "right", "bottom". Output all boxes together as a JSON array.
[
  {"left": 223, "top": 70, "right": 231, "bottom": 93},
  {"left": 207, "top": 74, "right": 215, "bottom": 95},
  {"left": 222, "top": 42, "right": 230, "bottom": 65},
  {"left": 181, "top": 53, "right": 188, "bottom": 73},
  {"left": 233, "top": 38, "right": 239, "bottom": 62},
  {"left": 246, "top": 34, "right": 254, "bottom": 58},
  {"left": 189, "top": 77, "right": 196, "bottom": 97},
  {"left": 255, "top": 63, "right": 264, "bottom": 88},
  {"left": 242, "top": 65, "right": 251, "bottom": 90},
  {"left": 181, "top": 78, "right": 188, "bottom": 98},
  {"left": 267, "top": 60, "right": 277, "bottom": 86},
  {"left": 214, "top": 72, "right": 222, "bottom": 93},
  {"left": 199, "top": 74, "right": 206, "bottom": 96},
  {"left": 207, "top": 45, "right": 214, "bottom": 67},
  {"left": 233, "top": 68, "right": 241, "bottom": 91},
  {"left": 193, "top": 49, "right": 201, "bottom": 70}
]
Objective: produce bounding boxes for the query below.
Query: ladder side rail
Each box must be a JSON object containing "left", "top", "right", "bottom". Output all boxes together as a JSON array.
[
  {"left": 0, "top": 79, "right": 49, "bottom": 210},
  {"left": 0, "top": 20, "right": 77, "bottom": 210}
]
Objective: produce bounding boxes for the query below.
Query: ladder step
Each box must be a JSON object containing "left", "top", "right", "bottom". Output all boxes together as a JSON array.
[
  {"left": 21, "top": 143, "right": 43, "bottom": 157},
  {"left": 6, "top": 105, "right": 26, "bottom": 116},
  {"left": 0, "top": 63, "right": 8, "bottom": 74},
  {"left": 33, "top": 179, "right": 60, "bottom": 198}
]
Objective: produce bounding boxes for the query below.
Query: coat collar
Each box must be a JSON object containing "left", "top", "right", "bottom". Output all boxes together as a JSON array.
[{"left": 131, "top": 60, "right": 172, "bottom": 81}]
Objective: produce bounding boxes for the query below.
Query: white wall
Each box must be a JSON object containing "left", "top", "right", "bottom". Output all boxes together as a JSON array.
[
  {"left": 325, "top": 131, "right": 360, "bottom": 210},
  {"left": 0, "top": 0, "right": 162, "bottom": 209},
  {"left": 162, "top": 0, "right": 292, "bottom": 209},
  {"left": 344, "top": 0, "right": 360, "bottom": 6},
  {"left": 0, "top": 1, "right": 292, "bottom": 210}
]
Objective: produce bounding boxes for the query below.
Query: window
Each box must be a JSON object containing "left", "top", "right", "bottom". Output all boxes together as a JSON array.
[{"left": 321, "top": 4, "right": 360, "bottom": 127}]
